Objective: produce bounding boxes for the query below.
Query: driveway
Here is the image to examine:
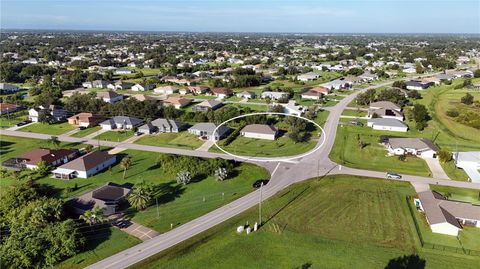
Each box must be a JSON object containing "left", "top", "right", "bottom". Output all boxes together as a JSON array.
[
  {"left": 196, "top": 139, "right": 215, "bottom": 151},
  {"left": 6, "top": 121, "right": 35, "bottom": 131},
  {"left": 116, "top": 219, "right": 160, "bottom": 241},
  {"left": 424, "top": 158, "right": 450, "bottom": 180}
]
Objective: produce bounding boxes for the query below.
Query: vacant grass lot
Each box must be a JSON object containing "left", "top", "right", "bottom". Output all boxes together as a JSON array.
[
  {"left": 56, "top": 227, "right": 141, "bottom": 269},
  {"left": 131, "top": 176, "right": 480, "bottom": 269},
  {"left": 18, "top": 122, "right": 76, "bottom": 135},
  {"left": 135, "top": 132, "right": 204, "bottom": 150},
  {"left": 330, "top": 125, "right": 432, "bottom": 176},
  {"left": 0, "top": 112, "right": 28, "bottom": 129},
  {"left": 212, "top": 136, "right": 318, "bottom": 157},
  {"left": 341, "top": 108, "right": 368, "bottom": 117},
  {"left": 93, "top": 130, "right": 134, "bottom": 142},
  {"left": 71, "top": 126, "right": 101, "bottom": 138}
]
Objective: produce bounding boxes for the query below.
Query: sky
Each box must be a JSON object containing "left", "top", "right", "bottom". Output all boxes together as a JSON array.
[{"left": 1, "top": 0, "right": 479, "bottom": 33}]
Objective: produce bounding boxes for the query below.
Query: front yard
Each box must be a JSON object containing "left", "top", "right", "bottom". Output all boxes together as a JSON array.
[
  {"left": 18, "top": 122, "right": 76, "bottom": 135},
  {"left": 93, "top": 130, "right": 134, "bottom": 142},
  {"left": 71, "top": 126, "right": 102, "bottom": 138},
  {"left": 134, "top": 132, "right": 204, "bottom": 150}
]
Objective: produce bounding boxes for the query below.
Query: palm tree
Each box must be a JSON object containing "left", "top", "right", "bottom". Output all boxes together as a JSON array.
[
  {"left": 79, "top": 207, "right": 107, "bottom": 226},
  {"left": 127, "top": 186, "right": 152, "bottom": 211},
  {"left": 120, "top": 157, "right": 132, "bottom": 179},
  {"left": 49, "top": 136, "right": 60, "bottom": 149}
]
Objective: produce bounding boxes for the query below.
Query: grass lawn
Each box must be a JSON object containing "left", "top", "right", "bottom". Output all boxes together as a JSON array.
[
  {"left": 0, "top": 112, "right": 28, "bottom": 129},
  {"left": 131, "top": 175, "right": 480, "bottom": 269},
  {"left": 330, "top": 125, "right": 432, "bottom": 177},
  {"left": 440, "top": 161, "right": 470, "bottom": 181},
  {"left": 224, "top": 103, "right": 269, "bottom": 112},
  {"left": 56, "top": 227, "right": 141, "bottom": 269},
  {"left": 314, "top": 110, "right": 330, "bottom": 128},
  {"left": 70, "top": 126, "right": 102, "bottom": 138},
  {"left": 429, "top": 185, "right": 480, "bottom": 205},
  {"left": 134, "top": 132, "right": 205, "bottom": 150},
  {"left": 211, "top": 135, "right": 318, "bottom": 157},
  {"left": 0, "top": 135, "right": 84, "bottom": 187},
  {"left": 18, "top": 122, "right": 76, "bottom": 135},
  {"left": 412, "top": 80, "right": 480, "bottom": 151},
  {"left": 93, "top": 130, "right": 134, "bottom": 142},
  {"left": 341, "top": 108, "right": 368, "bottom": 117}
]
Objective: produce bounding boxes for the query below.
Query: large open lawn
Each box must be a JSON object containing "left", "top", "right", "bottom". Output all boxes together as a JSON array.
[
  {"left": 0, "top": 112, "right": 28, "bottom": 129},
  {"left": 93, "top": 130, "right": 134, "bottom": 142},
  {"left": 56, "top": 227, "right": 141, "bottom": 269},
  {"left": 18, "top": 122, "right": 76, "bottom": 135},
  {"left": 131, "top": 175, "right": 480, "bottom": 269},
  {"left": 330, "top": 124, "right": 432, "bottom": 177},
  {"left": 134, "top": 132, "right": 205, "bottom": 150},
  {"left": 211, "top": 135, "right": 318, "bottom": 157},
  {"left": 71, "top": 126, "right": 101, "bottom": 138}
]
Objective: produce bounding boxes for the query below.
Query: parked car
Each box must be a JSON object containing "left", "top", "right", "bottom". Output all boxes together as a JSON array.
[
  {"left": 386, "top": 172, "right": 402, "bottom": 179},
  {"left": 134, "top": 131, "right": 142, "bottom": 136},
  {"left": 252, "top": 179, "right": 269, "bottom": 188},
  {"left": 349, "top": 120, "right": 364, "bottom": 126},
  {"left": 79, "top": 126, "right": 87, "bottom": 130},
  {"left": 15, "top": 122, "right": 25, "bottom": 127}
]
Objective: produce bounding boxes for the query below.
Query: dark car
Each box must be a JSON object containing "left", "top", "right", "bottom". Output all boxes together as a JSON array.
[
  {"left": 15, "top": 122, "right": 25, "bottom": 127},
  {"left": 252, "top": 179, "right": 268, "bottom": 188},
  {"left": 349, "top": 120, "right": 364, "bottom": 126},
  {"left": 79, "top": 126, "right": 87, "bottom": 130}
]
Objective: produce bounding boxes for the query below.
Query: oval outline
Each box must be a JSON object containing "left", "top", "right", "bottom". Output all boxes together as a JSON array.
[{"left": 212, "top": 112, "right": 326, "bottom": 162}]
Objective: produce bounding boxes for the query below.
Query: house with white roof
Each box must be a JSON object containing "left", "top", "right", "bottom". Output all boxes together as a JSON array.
[{"left": 453, "top": 152, "right": 480, "bottom": 183}]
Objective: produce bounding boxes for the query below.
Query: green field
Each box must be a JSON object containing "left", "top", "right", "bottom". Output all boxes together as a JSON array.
[
  {"left": 429, "top": 185, "right": 480, "bottom": 205},
  {"left": 330, "top": 125, "right": 432, "bottom": 177},
  {"left": 71, "top": 126, "right": 102, "bottom": 138},
  {"left": 211, "top": 135, "right": 318, "bottom": 157},
  {"left": 18, "top": 122, "right": 76, "bottom": 135},
  {"left": 134, "top": 132, "right": 205, "bottom": 150},
  {"left": 131, "top": 176, "right": 480, "bottom": 269},
  {"left": 93, "top": 130, "right": 134, "bottom": 142},
  {"left": 440, "top": 161, "right": 470, "bottom": 182},
  {"left": 341, "top": 108, "right": 368, "bottom": 117},
  {"left": 56, "top": 227, "right": 141, "bottom": 269},
  {"left": 0, "top": 112, "right": 28, "bottom": 129}
]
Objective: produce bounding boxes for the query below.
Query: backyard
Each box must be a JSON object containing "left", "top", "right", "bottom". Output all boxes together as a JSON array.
[{"left": 131, "top": 175, "right": 480, "bottom": 269}]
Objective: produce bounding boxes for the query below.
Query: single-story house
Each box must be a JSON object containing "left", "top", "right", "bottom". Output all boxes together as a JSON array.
[
  {"left": 236, "top": 91, "right": 256, "bottom": 99},
  {"left": 107, "top": 81, "right": 135, "bottom": 90},
  {"left": 297, "top": 72, "right": 320, "bottom": 81},
  {"left": 96, "top": 91, "right": 123, "bottom": 104},
  {"left": 68, "top": 113, "right": 106, "bottom": 127},
  {"left": 163, "top": 97, "right": 192, "bottom": 109},
  {"left": 131, "top": 83, "right": 155, "bottom": 91},
  {"left": 211, "top": 87, "right": 233, "bottom": 99},
  {"left": 192, "top": 100, "right": 223, "bottom": 112},
  {"left": 368, "top": 108, "right": 404, "bottom": 121},
  {"left": 52, "top": 151, "right": 116, "bottom": 179},
  {"left": 241, "top": 124, "right": 278, "bottom": 140},
  {"left": 301, "top": 86, "right": 330, "bottom": 100},
  {"left": 453, "top": 152, "right": 480, "bottom": 183},
  {"left": 188, "top": 86, "right": 210, "bottom": 95},
  {"left": 3, "top": 148, "right": 77, "bottom": 170},
  {"left": 100, "top": 116, "right": 144, "bottom": 130},
  {"left": 281, "top": 103, "right": 306, "bottom": 116},
  {"left": 369, "top": 101, "right": 402, "bottom": 112},
  {"left": 129, "top": 94, "right": 158, "bottom": 102},
  {"left": 0, "top": 83, "right": 20, "bottom": 93},
  {"left": 154, "top": 86, "right": 179, "bottom": 95},
  {"left": 261, "top": 91, "right": 289, "bottom": 100},
  {"left": 0, "top": 103, "right": 21, "bottom": 115},
  {"left": 114, "top": 68, "right": 134, "bottom": 75},
  {"left": 416, "top": 191, "right": 480, "bottom": 236},
  {"left": 406, "top": 80, "right": 433, "bottom": 91},
  {"left": 367, "top": 118, "right": 408, "bottom": 132},
  {"left": 359, "top": 72, "right": 378, "bottom": 81},
  {"left": 385, "top": 137, "right": 438, "bottom": 159},
  {"left": 69, "top": 182, "right": 131, "bottom": 216},
  {"left": 188, "top": 122, "right": 231, "bottom": 141},
  {"left": 138, "top": 118, "right": 188, "bottom": 134},
  {"left": 320, "top": 78, "right": 352, "bottom": 90},
  {"left": 83, "top": 80, "right": 110, "bottom": 89}
]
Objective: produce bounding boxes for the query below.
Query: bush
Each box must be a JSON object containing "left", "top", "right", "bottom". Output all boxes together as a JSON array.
[{"left": 445, "top": 109, "right": 459, "bottom": 117}]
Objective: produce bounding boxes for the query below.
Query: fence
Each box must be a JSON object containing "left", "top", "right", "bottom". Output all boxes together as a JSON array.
[{"left": 405, "top": 196, "right": 480, "bottom": 257}]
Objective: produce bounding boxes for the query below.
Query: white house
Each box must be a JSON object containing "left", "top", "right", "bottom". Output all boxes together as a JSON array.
[
  {"left": 453, "top": 152, "right": 480, "bottom": 183},
  {"left": 367, "top": 118, "right": 408, "bottom": 132},
  {"left": 385, "top": 138, "right": 438, "bottom": 159},
  {"left": 96, "top": 91, "right": 123, "bottom": 104},
  {"left": 240, "top": 124, "right": 278, "bottom": 140},
  {"left": 0, "top": 83, "right": 20, "bottom": 93},
  {"left": 114, "top": 68, "right": 134, "bottom": 75},
  {"left": 52, "top": 151, "right": 117, "bottom": 179},
  {"left": 131, "top": 83, "right": 155, "bottom": 91},
  {"left": 154, "top": 86, "right": 179, "bottom": 95},
  {"left": 100, "top": 116, "right": 144, "bottom": 130},
  {"left": 261, "top": 91, "right": 288, "bottom": 100},
  {"left": 297, "top": 72, "right": 319, "bottom": 82},
  {"left": 236, "top": 91, "right": 256, "bottom": 99}
]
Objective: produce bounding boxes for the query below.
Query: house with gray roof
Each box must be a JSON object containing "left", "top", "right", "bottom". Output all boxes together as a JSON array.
[
  {"left": 385, "top": 137, "right": 438, "bottom": 159},
  {"left": 52, "top": 151, "right": 116, "bottom": 179},
  {"left": 241, "top": 124, "right": 278, "bottom": 140},
  {"left": 69, "top": 182, "right": 131, "bottom": 216},
  {"left": 138, "top": 118, "right": 188, "bottom": 134},
  {"left": 100, "top": 116, "right": 144, "bottom": 130},
  {"left": 192, "top": 100, "right": 223, "bottom": 112},
  {"left": 261, "top": 91, "right": 289, "bottom": 100},
  {"left": 367, "top": 118, "right": 408, "bottom": 132},
  {"left": 188, "top": 123, "right": 231, "bottom": 141},
  {"left": 416, "top": 190, "right": 480, "bottom": 236}
]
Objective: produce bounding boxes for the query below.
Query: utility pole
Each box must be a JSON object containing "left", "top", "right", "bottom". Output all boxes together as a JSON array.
[{"left": 259, "top": 182, "right": 263, "bottom": 225}]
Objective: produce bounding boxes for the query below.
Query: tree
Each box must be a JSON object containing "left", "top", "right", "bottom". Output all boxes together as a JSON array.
[
  {"left": 128, "top": 185, "right": 153, "bottom": 211},
  {"left": 36, "top": 160, "right": 51, "bottom": 177},
  {"left": 438, "top": 150, "right": 452, "bottom": 163},
  {"left": 176, "top": 171, "right": 192, "bottom": 185},
  {"left": 79, "top": 207, "right": 106, "bottom": 226},
  {"left": 461, "top": 93, "right": 474, "bottom": 105},
  {"left": 120, "top": 157, "right": 132, "bottom": 179},
  {"left": 474, "top": 69, "right": 480, "bottom": 78},
  {"left": 49, "top": 135, "right": 60, "bottom": 148},
  {"left": 415, "top": 62, "right": 424, "bottom": 74},
  {"left": 411, "top": 104, "right": 429, "bottom": 130},
  {"left": 392, "top": 80, "right": 407, "bottom": 89},
  {"left": 407, "top": 90, "right": 421, "bottom": 99},
  {"left": 85, "top": 144, "right": 94, "bottom": 152},
  {"left": 214, "top": 167, "right": 229, "bottom": 181}
]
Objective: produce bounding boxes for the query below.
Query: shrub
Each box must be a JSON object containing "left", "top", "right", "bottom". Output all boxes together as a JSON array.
[{"left": 445, "top": 109, "right": 459, "bottom": 117}]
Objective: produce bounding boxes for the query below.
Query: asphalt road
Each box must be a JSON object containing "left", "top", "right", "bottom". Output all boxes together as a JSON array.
[{"left": 2, "top": 73, "right": 478, "bottom": 269}]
